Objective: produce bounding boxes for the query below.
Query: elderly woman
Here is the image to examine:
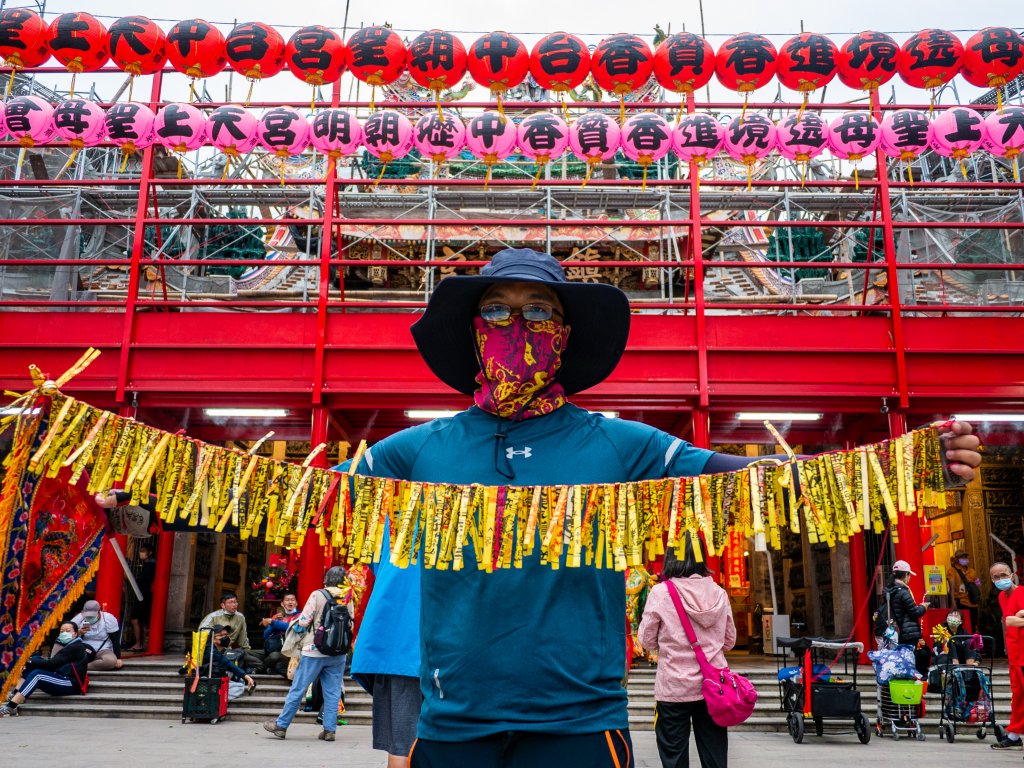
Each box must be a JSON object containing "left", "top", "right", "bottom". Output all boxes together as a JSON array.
[{"left": 639, "top": 537, "right": 736, "bottom": 768}]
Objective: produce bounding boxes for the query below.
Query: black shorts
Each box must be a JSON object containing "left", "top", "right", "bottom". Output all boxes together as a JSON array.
[{"left": 370, "top": 674, "right": 422, "bottom": 756}]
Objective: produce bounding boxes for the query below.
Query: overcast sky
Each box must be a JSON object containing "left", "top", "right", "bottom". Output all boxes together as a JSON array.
[{"left": 26, "top": 0, "right": 1024, "bottom": 105}]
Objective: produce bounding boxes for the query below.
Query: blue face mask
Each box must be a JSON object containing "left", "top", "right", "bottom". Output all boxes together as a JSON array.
[
  {"left": 57, "top": 632, "right": 74, "bottom": 644},
  {"left": 995, "top": 578, "right": 1015, "bottom": 591}
]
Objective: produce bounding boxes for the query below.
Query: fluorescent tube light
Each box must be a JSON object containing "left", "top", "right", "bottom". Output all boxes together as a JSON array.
[
  {"left": 953, "top": 414, "right": 1024, "bottom": 423},
  {"left": 0, "top": 407, "right": 41, "bottom": 416},
  {"left": 203, "top": 408, "right": 288, "bottom": 418},
  {"left": 405, "top": 409, "right": 462, "bottom": 419},
  {"left": 735, "top": 412, "right": 822, "bottom": 422}
]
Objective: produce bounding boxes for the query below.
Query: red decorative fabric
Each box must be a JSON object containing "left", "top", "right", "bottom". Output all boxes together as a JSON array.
[{"left": 472, "top": 315, "right": 568, "bottom": 420}]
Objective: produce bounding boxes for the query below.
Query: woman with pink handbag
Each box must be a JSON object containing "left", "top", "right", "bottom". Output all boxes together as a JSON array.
[{"left": 638, "top": 536, "right": 738, "bottom": 768}]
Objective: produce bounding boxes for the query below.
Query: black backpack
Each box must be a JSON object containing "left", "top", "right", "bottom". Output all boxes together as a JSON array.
[{"left": 313, "top": 590, "right": 353, "bottom": 656}]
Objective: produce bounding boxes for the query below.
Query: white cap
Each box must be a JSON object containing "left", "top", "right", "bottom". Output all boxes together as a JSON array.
[{"left": 892, "top": 559, "right": 916, "bottom": 576}]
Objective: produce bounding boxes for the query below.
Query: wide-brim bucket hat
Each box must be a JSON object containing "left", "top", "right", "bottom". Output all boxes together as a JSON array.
[{"left": 411, "top": 248, "right": 630, "bottom": 396}]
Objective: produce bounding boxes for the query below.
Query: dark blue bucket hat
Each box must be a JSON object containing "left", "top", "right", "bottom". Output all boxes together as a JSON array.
[{"left": 410, "top": 248, "right": 630, "bottom": 396}]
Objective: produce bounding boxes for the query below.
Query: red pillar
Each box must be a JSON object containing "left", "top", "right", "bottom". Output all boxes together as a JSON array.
[
  {"left": 94, "top": 405, "right": 134, "bottom": 619},
  {"left": 691, "top": 409, "right": 722, "bottom": 581},
  {"left": 297, "top": 407, "right": 329, "bottom": 600},
  {"left": 146, "top": 530, "right": 174, "bottom": 655},
  {"left": 94, "top": 534, "right": 127, "bottom": 619},
  {"left": 888, "top": 412, "right": 924, "bottom": 578}
]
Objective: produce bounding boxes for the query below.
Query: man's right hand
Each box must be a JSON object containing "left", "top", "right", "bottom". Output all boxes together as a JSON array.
[{"left": 93, "top": 491, "right": 118, "bottom": 509}]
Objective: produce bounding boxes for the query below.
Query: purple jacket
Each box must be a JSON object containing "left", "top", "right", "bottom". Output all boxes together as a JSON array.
[{"left": 638, "top": 575, "right": 736, "bottom": 702}]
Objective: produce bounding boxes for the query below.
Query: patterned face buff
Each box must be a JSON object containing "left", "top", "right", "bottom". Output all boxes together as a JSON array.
[{"left": 472, "top": 315, "right": 569, "bottom": 420}]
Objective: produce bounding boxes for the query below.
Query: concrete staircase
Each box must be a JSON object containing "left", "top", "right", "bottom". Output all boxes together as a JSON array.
[{"left": 18, "top": 655, "right": 1014, "bottom": 735}]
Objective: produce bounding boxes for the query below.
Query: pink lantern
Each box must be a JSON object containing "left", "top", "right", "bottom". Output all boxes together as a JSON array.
[
  {"left": 258, "top": 107, "right": 311, "bottom": 157},
  {"left": 310, "top": 109, "right": 363, "bottom": 161},
  {"left": 723, "top": 113, "right": 776, "bottom": 189},
  {"left": 104, "top": 102, "right": 155, "bottom": 164},
  {"left": 4, "top": 96, "right": 55, "bottom": 148},
  {"left": 775, "top": 112, "right": 827, "bottom": 163},
  {"left": 672, "top": 113, "right": 725, "bottom": 166},
  {"left": 880, "top": 109, "right": 931, "bottom": 162},
  {"left": 517, "top": 112, "right": 569, "bottom": 164},
  {"left": 827, "top": 111, "right": 880, "bottom": 189},
  {"left": 52, "top": 98, "right": 106, "bottom": 148},
  {"left": 206, "top": 105, "right": 259, "bottom": 157},
  {"left": 929, "top": 107, "right": 985, "bottom": 175},
  {"left": 826, "top": 112, "right": 880, "bottom": 160},
  {"left": 985, "top": 106, "right": 1024, "bottom": 181},
  {"left": 466, "top": 111, "right": 517, "bottom": 186},
  {"left": 413, "top": 111, "right": 466, "bottom": 165},
  {"left": 363, "top": 110, "right": 414, "bottom": 164},
  {"left": 569, "top": 112, "right": 621, "bottom": 186},
  {"left": 775, "top": 112, "right": 827, "bottom": 186},
  {"left": 154, "top": 102, "right": 207, "bottom": 154},
  {"left": 0, "top": 102, "right": 6, "bottom": 141},
  {"left": 620, "top": 112, "right": 672, "bottom": 189}
]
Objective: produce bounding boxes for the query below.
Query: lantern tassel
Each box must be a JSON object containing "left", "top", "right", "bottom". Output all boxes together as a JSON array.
[
  {"left": 908, "top": 161, "right": 914, "bottom": 187},
  {"left": 69, "top": 72, "right": 77, "bottom": 99},
  {"left": 998, "top": 87, "right": 1004, "bottom": 115},
  {"left": 496, "top": 92, "right": 506, "bottom": 123},
  {"left": 222, "top": 154, "right": 231, "bottom": 180},
  {"left": 960, "top": 159, "right": 968, "bottom": 179},
  {"left": 694, "top": 158, "right": 703, "bottom": 193},
  {"left": 327, "top": 156, "right": 336, "bottom": 180},
  {"left": 5, "top": 67, "right": 16, "bottom": 99},
  {"left": 746, "top": 162, "right": 753, "bottom": 192},
  {"left": 128, "top": 76, "right": 134, "bottom": 103},
  {"left": 54, "top": 148, "right": 81, "bottom": 181},
  {"left": 370, "top": 86, "right": 377, "bottom": 113},
  {"left": 484, "top": 162, "right": 493, "bottom": 191},
  {"left": 800, "top": 161, "right": 807, "bottom": 189},
  {"left": 372, "top": 162, "right": 388, "bottom": 190},
  {"left": 581, "top": 159, "right": 597, "bottom": 189},
  {"left": 177, "top": 155, "right": 184, "bottom": 180},
  {"left": 432, "top": 160, "right": 442, "bottom": 179},
  {"left": 560, "top": 93, "right": 570, "bottom": 123},
  {"left": 641, "top": 163, "right": 648, "bottom": 191},
  {"left": 797, "top": 92, "right": 808, "bottom": 120},
  {"left": 853, "top": 165, "right": 859, "bottom": 191},
  {"left": 741, "top": 93, "right": 749, "bottom": 124},
  {"left": 929, "top": 89, "right": 936, "bottom": 118},
  {"left": 188, "top": 79, "right": 198, "bottom": 104},
  {"left": 279, "top": 156, "right": 286, "bottom": 186},
  {"left": 436, "top": 91, "right": 444, "bottom": 122},
  {"left": 311, "top": 87, "right": 317, "bottom": 113},
  {"left": 119, "top": 150, "right": 130, "bottom": 174},
  {"left": 676, "top": 101, "right": 685, "bottom": 125},
  {"left": 1014, "top": 156, "right": 1020, "bottom": 184},
  {"left": 245, "top": 80, "right": 255, "bottom": 108},
  {"left": 619, "top": 95, "right": 626, "bottom": 127},
  {"left": 530, "top": 163, "right": 544, "bottom": 191}
]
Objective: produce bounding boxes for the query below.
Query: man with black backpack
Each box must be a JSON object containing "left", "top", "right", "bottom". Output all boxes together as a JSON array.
[{"left": 262, "top": 566, "right": 354, "bottom": 742}]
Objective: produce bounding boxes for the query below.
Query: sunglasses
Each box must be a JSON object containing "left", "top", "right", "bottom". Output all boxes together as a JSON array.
[{"left": 479, "top": 303, "right": 563, "bottom": 323}]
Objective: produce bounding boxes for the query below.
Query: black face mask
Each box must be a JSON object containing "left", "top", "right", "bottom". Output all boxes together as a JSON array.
[{"left": 218, "top": 637, "right": 231, "bottom": 648}]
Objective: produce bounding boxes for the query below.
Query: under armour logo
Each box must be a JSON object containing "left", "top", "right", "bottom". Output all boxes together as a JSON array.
[{"left": 506, "top": 446, "right": 533, "bottom": 459}]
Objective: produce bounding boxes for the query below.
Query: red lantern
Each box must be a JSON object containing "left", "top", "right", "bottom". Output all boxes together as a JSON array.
[
  {"left": 408, "top": 29, "right": 467, "bottom": 92},
  {"left": 530, "top": 32, "right": 591, "bottom": 92},
  {"left": 898, "top": 29, "right": 963, "bottom": 90},
  {"left": 653, "top": 32, "right": 715, "bottom": 94},
  {"left": 776, "top": 32, "right": 837, "bottom": 94},
  {"left": 285, "top": 25, "right": 347, "bottom": 86},
  {"left": 467, "top": 31, "right": 530, "bottom": 94},
  {"left": 716, "top": 33, "right": 777, "bottom": 93},
  {"left": 226, "top": 22, "right": 286, "bottom": 81},
  {"left": 0, "top": 7, "right": 51, "bottom": 70},
  {"left": 166, "top": 18, "right": 227, "bottom": 80},
  {"left": 346, "top": 26, "right": 407, "bottom": 87},
  {"left": 49, "top": 12, "right": 109, "bottom": 74},
  {"left": 591, "top": 33, "right": 654, "bottom": 95},
  {"left": 109, "top": 16, "right": 167, "bottom": 76},
  {"left": 837, "top": 30, "right": 899, "bottom": 91},
  {"left": 961, "top": 27, "right": 1024, "bottom": 94}
]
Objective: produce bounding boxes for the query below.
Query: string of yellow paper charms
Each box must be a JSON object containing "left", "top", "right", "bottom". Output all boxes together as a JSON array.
[{"left": 4, "top": 351, "right": 951, "bottom": 574}]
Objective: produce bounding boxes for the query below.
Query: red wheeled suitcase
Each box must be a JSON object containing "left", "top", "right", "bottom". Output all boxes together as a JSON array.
[{"left": 182, "top": 629, "right": 229, "bottom": 724}]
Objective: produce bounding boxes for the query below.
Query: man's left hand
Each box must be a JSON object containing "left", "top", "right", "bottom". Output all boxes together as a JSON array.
[{"left": 938, "top": 421, "right": 982, "bottom": 483}]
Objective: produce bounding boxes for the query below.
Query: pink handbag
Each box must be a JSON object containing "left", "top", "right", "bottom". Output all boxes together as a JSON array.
[{"left": 665, "top": 579, "right": 758, "bottom": 727}]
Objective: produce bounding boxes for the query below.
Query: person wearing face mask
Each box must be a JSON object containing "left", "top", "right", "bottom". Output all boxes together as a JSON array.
[
  {"left": 0, "top": 622, "right": 93, "bottom": 717},
  {"left": 199, "top": 592, "right": 262, "bottom": 671},
  {"left": 991, "top": 562, "right": 1024, "bottom": 749},
  {"left": 882, "top": 561, "right": 929, "bottom": 647},
  {"left": 341, "top": 249, "right": 983, "bottom": 768},
  {"left": 949, "top": 550, "right": 981, "bottom": 633},
  {"left": 260, "top": 593, "right": 301, "bottom": 677},
  {"left": 198, "top": 625, "right": 255, "bottom": 701}
]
